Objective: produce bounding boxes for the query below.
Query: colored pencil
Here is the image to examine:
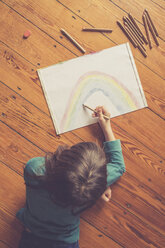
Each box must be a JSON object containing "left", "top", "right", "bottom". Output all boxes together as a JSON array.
[
  {"left": 142, "top": 14, "right": 152, "bottom": 49},
  {"left": 144, "top": 9, "right": 159, "bottom": 37},
  {"left": 124, "top": 25, "right": 138, "bottom": 47},
  {"left": 82, "top": 28, "right": 113, "bottom": 33},
  {"left": 124, "top": 17, "right": 144, "bottom": 44},
  {"left": 123, "top": 18, "right": 144, "bottom": 47},
  {"left": 128, "top": 13, "right": 143, "bottom": 36},
  {"left": 145, "top": 13, "right": 159, "bottom": 46},
  {"left": 124, "top": 22, "right": 146, "bottom": 52},
  {"left": 61, "top": 28, "right": 86, "bottom": 54},
  {"left": 116, "top": 21, "right": 137, "bottom": 48},
  {"left": 124, "top": 25, "right": 147, "bottom": 57},
  {"left": 128, "top": 13, "right": 148, "bottom": 44},
  {"left": 137, "top": 44, "right": 147, "bottom": 58},
  {"left": 83, "top": 104, "right": 110, "bottom": 120}
]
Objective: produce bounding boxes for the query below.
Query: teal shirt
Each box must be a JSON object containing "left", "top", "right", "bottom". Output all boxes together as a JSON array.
[{"left": 16, "top": 140, "right": 125, "bottom": 243}]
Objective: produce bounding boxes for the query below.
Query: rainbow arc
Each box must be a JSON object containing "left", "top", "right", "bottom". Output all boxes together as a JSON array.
[{"left": 60, "top": 71, "right": 139, "bottom": 133}]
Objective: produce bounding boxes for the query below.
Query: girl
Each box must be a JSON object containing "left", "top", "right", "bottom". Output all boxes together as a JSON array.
[{"left": 17, "top": 106, "right": 125, "bottom": 248}]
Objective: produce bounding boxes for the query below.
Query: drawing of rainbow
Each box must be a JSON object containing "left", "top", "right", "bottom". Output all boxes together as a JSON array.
[{"left": 60, "top": 71, "right": 140, "bottom": 133}]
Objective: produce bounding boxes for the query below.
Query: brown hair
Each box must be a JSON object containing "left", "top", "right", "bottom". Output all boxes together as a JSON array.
[{"left": 44, "top": 142, "right": 107, "bottom": 214}]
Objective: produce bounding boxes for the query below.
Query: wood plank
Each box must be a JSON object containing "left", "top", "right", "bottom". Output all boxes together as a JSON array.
[
  {"left": 0, "top": 40, "right": 162, "bottom": 167},
  {"left": 0, "top": 81, "right": 82, "bottom": 154},
  {"left": 1, "top": 0, "right": 164, "bottom": 118},
  {"left": 79, "top": 220, "right": 122, "bottom": 248},
  {"left": 2, "top": 0, "right": 164, "bottom": 120},
  {"left": 0, "top": 2, "right": 75, "bottom": 67},
  {"left": 1, "top": 80, "right": 165, "bottom": 173},
  {"left": 109, "top": 0, "right": 165, "bottom": 39},
  {"left": 0, "top": 44, "right": 83, "bottom": 152},
  {"left": 59, "top": 0, "right": 165, "bottom": 41},
  {"left": 56, "top": 0, "right": 165, "bottom": 78},
  {"left": 113, "top": 108, "right": 165, "bottom": 159},
  {"left": 0, "top": 121, "right": 44, "bottom": 174},
  {"left": 0, "top": 163, "right": 25, "bottom": 215},
  {"left": 0, "top": 1, "right": 83, "bottom": 60},
  {"left": 0, "top": 161, "right": 122, "bottom": 248},
  {"left": 0, "top": 208, "right": 22, "bottom": 248},
  {"left": 0, "top": 42, "right": 49, "bottom": 114},
  {"left": 0, "top": 31, "right": 164, "bottom": 244},
  {"left": 113, "top": 174, "right": 165, "bottom": 234},
  {"left": 2, "top": 0, "right": 165, "bottom": 79},
  {"left": 145, "top": 91, "right": 165, "bottom": 119},
  {"left": 82, "top": 199, "right": 165, "bottom": 248},
  {"left": 0, "top": 5, "right": 162, "bottom": 155},
  {"left": 1, "top": 38, "right": 165, "bottom": 121},
  {"left": 74, "top": 108, "right": 165, "bottom": 159},
  {"left": 0, "top": 1, "right": 165, "bottom": 246}
]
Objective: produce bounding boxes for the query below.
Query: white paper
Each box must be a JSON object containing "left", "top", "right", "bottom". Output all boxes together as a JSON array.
[{"left": 38, "top": 43, "right": 147, "bottom": 134}]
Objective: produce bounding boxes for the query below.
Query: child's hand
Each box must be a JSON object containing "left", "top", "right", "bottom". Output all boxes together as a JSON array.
[
  {"left": 92, "top": 106, "right": 115, "bottom": 141},
  {"left": 101, "top": 187, "right": 112, "bottom": 202},
  {"left": 94, "top": 106, "right": 110, "bottom": 133}
]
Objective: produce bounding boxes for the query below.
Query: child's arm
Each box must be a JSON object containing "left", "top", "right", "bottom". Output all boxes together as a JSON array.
[
  {"left": 103, "top": 140, "right": 125, "bottom": 186},
  {"left": 92, "top": 106, "right": 115, "bottom": 142},
  {"left": 93, "top": 106, "right": 125, "bottom": 201}
]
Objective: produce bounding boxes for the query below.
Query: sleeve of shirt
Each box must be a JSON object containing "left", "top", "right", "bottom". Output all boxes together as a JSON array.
[
  {"left": 103, "top": 140, "right": 126, "bottom": 186},
  {"left": 24, "top": 157, "right": 46, "bottom": 187}
]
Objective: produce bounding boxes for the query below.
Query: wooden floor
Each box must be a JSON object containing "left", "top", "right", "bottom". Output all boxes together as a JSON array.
[{"left": 0, "top": 0, "right": 165, "bottom": 247}]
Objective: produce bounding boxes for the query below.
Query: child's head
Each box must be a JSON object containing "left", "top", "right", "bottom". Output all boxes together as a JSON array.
[{"left": 45, "top": 142, "right": 107, "bottom": 213}]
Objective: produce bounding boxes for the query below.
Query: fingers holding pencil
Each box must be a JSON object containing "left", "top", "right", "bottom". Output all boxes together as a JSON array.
[
  {"left": 92, "top": 106, "right": 111, "bottom": 131},
  {"left": 93, "top": 106, "right": 116, "bottom": 142},
  {"left": 83, "top": 104, "right": 115, "bottom": 141},
  {"left": 92, "top": 106, "right": 111, "bottom": 119}
]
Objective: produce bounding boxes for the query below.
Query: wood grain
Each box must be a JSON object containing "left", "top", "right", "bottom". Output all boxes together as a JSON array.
[
  {"left": 1, "top": 40, "right": 165, "bottom": 121},
  {"left": 0, "top": 2, "right": 76, "bottom": 67},
  {"left": 0, "top": 82, "right": 82, "bottom": 152},
  {"left": 0, "top": 207, "right": 23, "bottom": 248},
  {"left": 1, "top": 1, "right": 165, "bottom": 120},
  {"left": 1, "top": 99, "right": 165, "bottom": 241},
  {"left": 113, "top": 109, "right": 165, "bottom": 159},
  {"left": 0, "top": 1, "right": 165, "bottom": 117},
  {"left": 0, "top": 82, "right": 165, "bottom": 241},
  {"left": 0, "top": 42, "right": 49, "bottom": 114},
  {"left": 56, "top": 0, "right": 165, "bottom": 78},
  {"left": 109, "top": 0, "right": 165, "bottom": 39},
  {"left": 82, "top": 200, "right": 165, "bottom": 248},
  {"left": 0, "top": 121, "right": 44, "bottom": 174},
  {"left": 2, "top": 0, "right": 165, "bottom": 79},
  {"left": 0, "top": 0, "right": 165, "bottom": 247},
  {"left": 1, "top": 80, "right": 165, "bottom": 183},
  {"left": 73, "top": 108, "right": 165, "bottom": 159}
]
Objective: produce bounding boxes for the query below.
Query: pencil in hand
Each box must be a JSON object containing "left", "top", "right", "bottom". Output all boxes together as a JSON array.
[{"left": 83, "top": 104, "right": 110, "bottom": 120}]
